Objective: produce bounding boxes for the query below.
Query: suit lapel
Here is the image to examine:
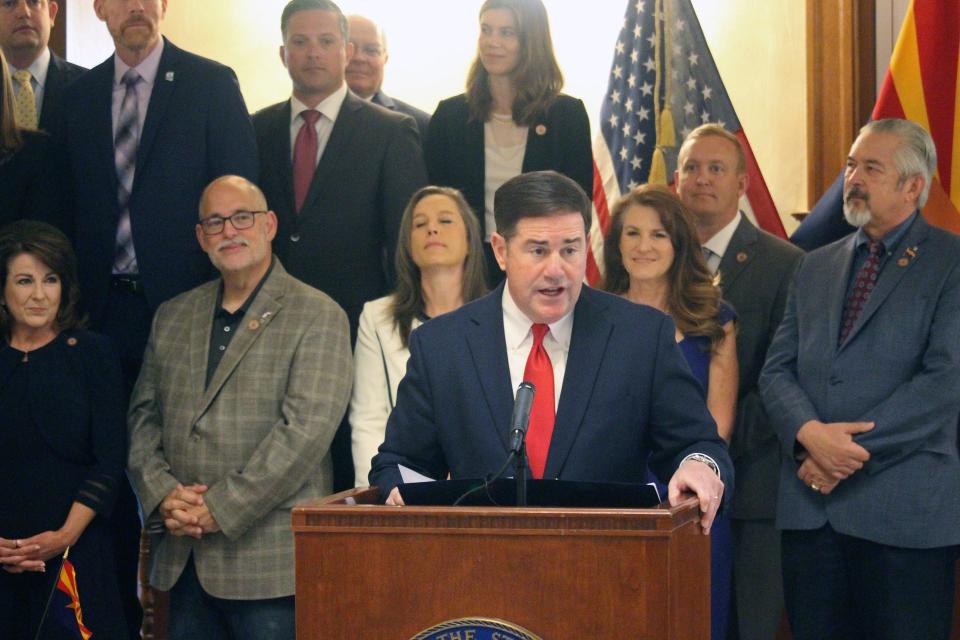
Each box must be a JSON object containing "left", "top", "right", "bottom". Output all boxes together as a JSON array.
[
  {"left": 716, "top": 216, "right": 757, "bottom": 292},
  {"left": 543, "top": 289, "right": 613, "bottom": 479},
  {"left": 84, "top": 58, "right": 117, "bottom": 179},
  {"left": 192, "top": 265, "right": 286, "bottom": 422},
  {"left": 39, "top": 54, "right": 63, "bottom": 129},
  {"left": 464, "top": 115, "right": 486, "bottom": 233},
  {"left": 187, "top": 282, "right": 219, "bottom": 417},
  {"left": 841, "top": 216, "right": 929, "bottom": 349},
  {"left": 465, "top": 288, "right": 514, "bottom": 450},
  {"left": 521, "top": 115, "right": 550, "bottom": 173},
  {"left": 301, "top": 92, "right": 361, "bottom": 212},
  {"left": 267, "top": 101, "right": 296, "bottom": 218},
  {"left": 136, "top": 38, "right": 178, "bottom": 176}
]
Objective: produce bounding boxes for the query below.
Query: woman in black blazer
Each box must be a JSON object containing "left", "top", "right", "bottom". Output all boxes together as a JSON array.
[
  {"left": 0, "top": 221, "right": 128, "bottom": 639},
  {"left": 0, "top": 51, "right": 60, "bottom": 229},
  {"left": 425, "top": 0, "right": 593, "bottom": 285}
]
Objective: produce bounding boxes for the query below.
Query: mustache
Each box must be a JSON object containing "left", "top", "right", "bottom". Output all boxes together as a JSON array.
[
  {"left": 216, "top": 238, "right": 249, "bottom": 251},
  {"left": 844, "top": 186, "right": 869, "bottom": 203},
  {"left": 122, "top": 16, "right": 152, "bottom": 29}
]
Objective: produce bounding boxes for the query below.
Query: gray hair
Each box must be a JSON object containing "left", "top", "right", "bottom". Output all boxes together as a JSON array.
[{"left": 859, "top": 118, "right": 937, "bottom": 207}]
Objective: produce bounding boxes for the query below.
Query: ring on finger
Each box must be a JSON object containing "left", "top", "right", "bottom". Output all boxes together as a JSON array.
[
  {"left": 810, "top": 483, "right": 820, "bottom": 492},
  {"left": 14, "top": 540, "right": 20, "bottom": 549}
]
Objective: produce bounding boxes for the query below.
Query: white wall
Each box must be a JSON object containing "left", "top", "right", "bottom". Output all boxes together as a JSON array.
[{"left": 66, "top": 0, "right": 806, "bottom": 226}]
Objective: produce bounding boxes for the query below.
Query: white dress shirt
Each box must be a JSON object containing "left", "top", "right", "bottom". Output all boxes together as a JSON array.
[
  {"left": 501, "top": 286, "right": 573, "bottom": 412},
  {"left": 701, "top": 211, "right": 742, "bottom": 274},
  {"left": 288, "top": 82, "right": 348, "bottom": 165}
]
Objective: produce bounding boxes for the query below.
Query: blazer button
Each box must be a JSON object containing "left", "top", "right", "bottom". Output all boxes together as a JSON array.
[{"left": 290, "top": 233, "right": 301, "bottom": 243}]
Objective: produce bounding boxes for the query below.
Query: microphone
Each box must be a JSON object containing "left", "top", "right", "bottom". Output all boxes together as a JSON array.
[{"left": 508, "top": 381, "right": 535, "bottom": 454}]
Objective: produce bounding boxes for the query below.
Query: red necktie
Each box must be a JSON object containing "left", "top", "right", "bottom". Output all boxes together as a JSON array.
[
  {"left": 839, "top": 240, "right": 883, "bottom": 344},
  {"left": 293, "top": 109, "right": 321, "bottom": 212},
  {"left": 523, "top": 324, "right": 555, "bottom": 479}
]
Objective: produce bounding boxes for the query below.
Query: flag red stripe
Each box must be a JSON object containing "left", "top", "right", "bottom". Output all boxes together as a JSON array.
[
  {"left": 736, "top": 131, "right": 786, "bottom": 238},
  {"left": 874, "top": 72, "right": 907, "bottom": 120},
  {"left": 914, "top": 0, "right": 960, "bottom": 192}
]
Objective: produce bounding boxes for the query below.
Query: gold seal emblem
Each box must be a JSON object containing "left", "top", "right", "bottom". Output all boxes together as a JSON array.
[
  {"left": 411, "top": 618, "right": 542, "bottom": 640},
  {"left": 248, "top": 319, "right": 260, "bottom": 331},
  {"left": 736, "top": 251, "right": 748, "bottom": 263},
  {"left": 67, "top": 337, "right": 78, "bottom": 346},
  {"left": 535, "top": 124, "right": 547, "bottom": 136}
]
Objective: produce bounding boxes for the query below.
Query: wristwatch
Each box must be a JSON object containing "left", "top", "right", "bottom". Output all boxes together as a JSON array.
[{"left": 680, "top": 452, "right": 721, "bottom": 478}]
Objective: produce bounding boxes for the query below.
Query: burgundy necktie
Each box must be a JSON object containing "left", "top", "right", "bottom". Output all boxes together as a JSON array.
[
  {"left": 839, "top": 240, "right": 883, "bottom": 344},
  {"left": 523, "top": 324, "right": 555, "bottom": 479},
  {"left": 293, "top": 109, "right": 321, "bottom": 212}
]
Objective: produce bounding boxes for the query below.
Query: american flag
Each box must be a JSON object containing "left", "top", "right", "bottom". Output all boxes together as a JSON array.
[{"left": 588, "top": 0, "right": 787, "bottom": 283}]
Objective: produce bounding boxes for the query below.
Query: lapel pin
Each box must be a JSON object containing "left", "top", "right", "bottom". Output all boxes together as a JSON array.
[
  {"left": 248, "top": 319, "right": 261, "bottom": 331},
  {"left": 261, "top": 311, "right": 272, "bottom": 320},
  {"left": 535, "top": 124, "right": 547, "bottom": 136},
  {"left": 67, "top": 337, "right": 78, "bottom": 346},
  {"left": 736, "top": 251, "right": 748, "bottom": 263},
  {"left": 898, "top": 246, "right": 918, "bottom": 267},
  {"left": 165, "top": 71, "right": 175, "bottom": 82}
]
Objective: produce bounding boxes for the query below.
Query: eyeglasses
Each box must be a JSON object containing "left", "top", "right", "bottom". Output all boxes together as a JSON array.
[{"left": 199, "top": 210, "right": 267, "bottom": 235}]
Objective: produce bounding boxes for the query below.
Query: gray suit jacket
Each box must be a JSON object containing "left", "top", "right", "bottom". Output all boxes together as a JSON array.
[
  {"left": 760, "top": 214, "right": 960, "bottom": 548},
  {"left": 127, "top": 260, "right": 352, "bottom": 598},
  {"left": 720, "top": 216, "right": 802, "bottom": 519}
]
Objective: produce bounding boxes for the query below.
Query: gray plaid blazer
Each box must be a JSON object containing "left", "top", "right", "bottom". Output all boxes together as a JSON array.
[{"left": 128, "top": 260, "right": 352, "bottom": 598}]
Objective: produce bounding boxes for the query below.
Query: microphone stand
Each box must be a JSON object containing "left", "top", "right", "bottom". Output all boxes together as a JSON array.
[{"left": 514, "top": 442, "right": 527, "bottom": 507}]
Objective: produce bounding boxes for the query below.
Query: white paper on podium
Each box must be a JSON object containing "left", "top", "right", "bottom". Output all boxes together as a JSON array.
[{"left": 399, "top": 465, "right": 434, "bottom": 484}]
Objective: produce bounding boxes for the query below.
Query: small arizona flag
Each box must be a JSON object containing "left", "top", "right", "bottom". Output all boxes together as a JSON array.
[{"left": 51, "top": 548, "right": 93, "bottom": 639}]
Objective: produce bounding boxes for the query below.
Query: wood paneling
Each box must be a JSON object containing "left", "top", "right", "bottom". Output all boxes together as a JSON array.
[{"left": 806, "top": 0, "right": 876, "bottom": 203}]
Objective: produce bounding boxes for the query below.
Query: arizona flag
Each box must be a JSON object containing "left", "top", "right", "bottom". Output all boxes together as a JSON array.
[
  {"left": 792, "top": 0, "right": 960, "bottom": 250},
  {"left": 589, "top": 0, "right": 786, "bottom": 283},
  {"left": 50, "top": 550, "right": 94, "bottom": 639}
]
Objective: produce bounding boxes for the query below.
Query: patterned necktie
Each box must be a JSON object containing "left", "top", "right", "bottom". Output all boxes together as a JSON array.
[
  {"left": 523, "top": 324, "right": 556, "bottom": 479},
  {"left": 113, "top": 70, "right": 142, "bottom": 275},
  {"left": 293, "top": 109, "right": 321, "bottom": 213},
  {"left": 12, "top": 69, "right": 37, "bottom": 129},
  {"left": 839, "top": 239, "right": 883, "bottom": 344}
]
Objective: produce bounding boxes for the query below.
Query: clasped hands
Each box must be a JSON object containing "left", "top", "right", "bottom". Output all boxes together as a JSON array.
[
  {"left": 795, "top": 419, "right": 875, "bottom": 495},
  {"left": 0, "top": 529, "right": 76, "bottom": 574},
  {"left": 160, "top": 483, "right": 220, "bottom": 539}
]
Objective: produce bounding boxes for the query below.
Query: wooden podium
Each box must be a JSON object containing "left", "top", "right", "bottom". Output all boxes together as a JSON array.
[{"left": 292, "top": 487, "right": 710, "bottom": 639}]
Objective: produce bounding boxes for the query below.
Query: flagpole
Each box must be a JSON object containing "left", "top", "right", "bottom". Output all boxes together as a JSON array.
[{"left": 32, "top": 546, "right": 70, "bottom": 640}]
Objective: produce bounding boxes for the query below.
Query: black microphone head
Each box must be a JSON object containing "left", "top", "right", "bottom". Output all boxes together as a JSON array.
[{"left": 511, "top": 381, "right": 536, "bottom": 434}]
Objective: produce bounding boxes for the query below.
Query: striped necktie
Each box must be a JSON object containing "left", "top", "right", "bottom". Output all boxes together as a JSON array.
[
  {"left": 113, "top": 70, "right": 141, "bottom": 275},
  {"left": 12, "top": 69, "right": 37, "bottom": 129}
]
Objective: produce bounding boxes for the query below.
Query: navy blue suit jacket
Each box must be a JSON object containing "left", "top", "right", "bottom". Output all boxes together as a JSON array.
[
  {"left": 372, "top": 90, "right": 430, "bottom": 143},
  {"left": 64, "top": 38, "right": 259, "bottom": 321},
  {"left": 370, "top": 285, "right": 733, "bottom": 500}
]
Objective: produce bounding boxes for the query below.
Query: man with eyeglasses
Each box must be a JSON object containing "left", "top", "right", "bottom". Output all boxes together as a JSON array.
[
  {"left": 345, "top": 14, "right": 430, "bottom": 142},
  {"left": 0, "top": 0, "right": 84, "bottom": 137},
  {"left": 128, "top": 175, "right": 352, "bottom": 640}
]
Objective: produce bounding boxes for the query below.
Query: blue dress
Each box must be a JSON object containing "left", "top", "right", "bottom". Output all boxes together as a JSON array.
[{"left": 678, "top": 301, "right": 736, "bottom": 640}]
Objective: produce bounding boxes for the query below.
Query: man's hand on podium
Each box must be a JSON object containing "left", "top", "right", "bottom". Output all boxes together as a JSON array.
[
  {"left": 668, "top": 460, "right": 725, "bottom": 535},
  {"left": 386, "top": 487, "right": 406, "bottom": 506}
]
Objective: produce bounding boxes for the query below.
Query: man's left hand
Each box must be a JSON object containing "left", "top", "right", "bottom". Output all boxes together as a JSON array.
[{"left": 668, "top": 460, "right": 725, "bottom": 535}]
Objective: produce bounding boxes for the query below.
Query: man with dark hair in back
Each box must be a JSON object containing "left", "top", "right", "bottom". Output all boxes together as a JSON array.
[{"left": 254, "top": 0, "right": 426, "bottom": 491}]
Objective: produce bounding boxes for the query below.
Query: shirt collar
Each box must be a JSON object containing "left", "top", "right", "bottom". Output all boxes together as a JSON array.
[
  {"left": 214, "top": 257, "right": 275, "bottom": 318},
  {"left": 6, "top": 47, "right": 49, "bottom": 86},
  {"left": 290, "top": 82, "right": 348, "bottom": 127},
  {"left": 702, "top": 211, "right": 741, "bottom": 260},
  {"left": 853, "top": 210, "right": 918, "bottom": 253},
  {"left": 501, "top": 284, "right": 574, "bottom": 351},
  {"left": 113, "top": 37, "right": 164, "bottom": 87}
]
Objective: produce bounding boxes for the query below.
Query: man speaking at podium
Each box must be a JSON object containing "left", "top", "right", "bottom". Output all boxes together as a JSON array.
[{"left": 370, "top": 171, "right": 732, "bottom": 533}]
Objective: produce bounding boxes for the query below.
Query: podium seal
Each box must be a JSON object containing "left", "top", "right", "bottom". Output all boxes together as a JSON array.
[{"left": 410, "top": 617, "right": 542, "bottom": 640}]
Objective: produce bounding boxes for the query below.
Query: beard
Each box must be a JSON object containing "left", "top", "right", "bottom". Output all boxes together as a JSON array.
[{"left": 843, "top": 186, "right": 872, "bottom": 227}]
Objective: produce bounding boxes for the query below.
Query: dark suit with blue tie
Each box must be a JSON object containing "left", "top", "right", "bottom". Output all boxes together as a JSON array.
[
  {"left": 62, "top": 37, "right": 257, "bottom": 640},
  {"left": 371, "top": 284, "right": 732, "bottom": 498}
]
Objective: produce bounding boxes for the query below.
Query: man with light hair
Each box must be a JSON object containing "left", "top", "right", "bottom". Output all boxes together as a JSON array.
[
  {"left": 676, "top": 123, "right": 801, "bottom": 640},
  {"left": 345, "top": 13, "right": 430, "bottom": 141},
  {"left": 761, "top": 118, "right": 960, "bottom": 639}
]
